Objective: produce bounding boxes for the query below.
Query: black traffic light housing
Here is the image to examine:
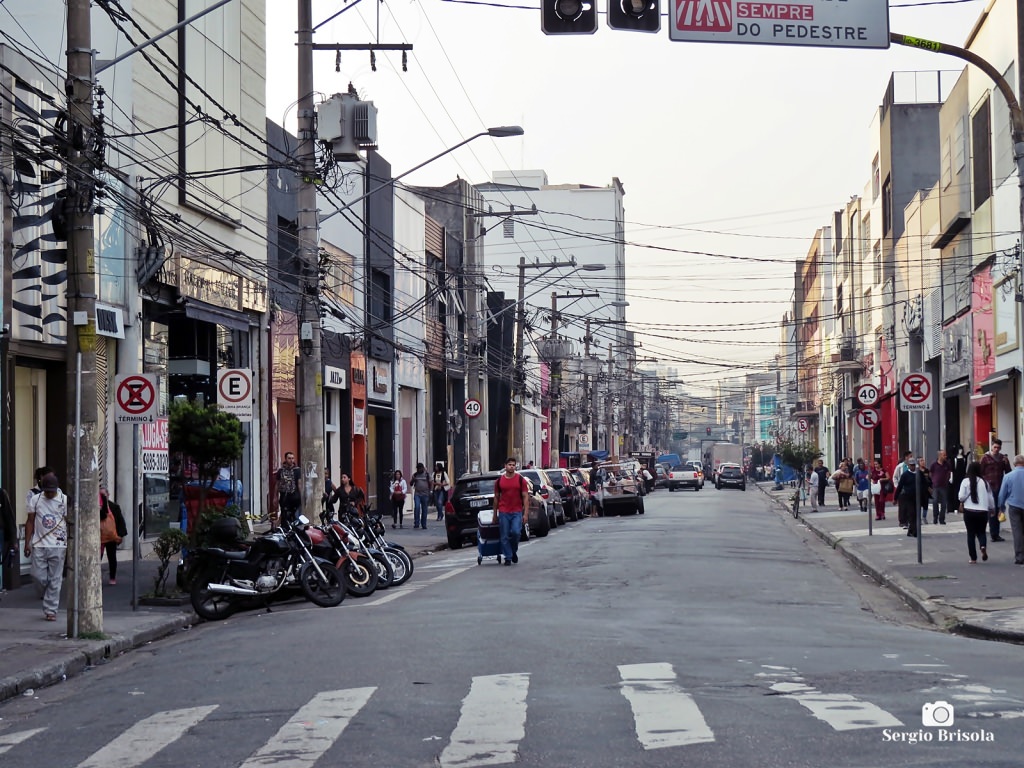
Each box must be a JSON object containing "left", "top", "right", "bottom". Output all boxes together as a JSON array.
[
  {"left": 542, "top": 0, "right": 598, "bottom": 35},
  {"left": 607, "top": 0, "right": 660, "bottom": 32},
  {"left": 706, "top": 427, "right": 712, "bottom": 435}
]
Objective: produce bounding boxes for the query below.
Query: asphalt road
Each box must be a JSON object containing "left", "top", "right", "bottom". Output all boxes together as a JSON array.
[{"left": 2, "top": 487, "right": 1022, "bottom": 767}]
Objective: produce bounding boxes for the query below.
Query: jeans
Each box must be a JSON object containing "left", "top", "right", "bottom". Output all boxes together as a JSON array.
[
  {"left": 931, "top": 489, "right": 948, "bottom": 523},
  {"left": 434, "top": 489, "right": 447, "bottom": 520},
  {"left": 414, "top": 493, "right": 431, "bottom": 528},
  {"left": 498, "top": 511, "right": 523, "bottom": 563},
  {"left": 1007, "top": 504, "right": 1024, "bottom": 564},
  {"left": 30, "top": 546, "right": 66, "bottom": 616}
]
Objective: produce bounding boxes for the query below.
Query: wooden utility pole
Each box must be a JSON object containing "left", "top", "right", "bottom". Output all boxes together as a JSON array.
[{"left": 66, "top": 0, "right": 101, "bottom": 636}]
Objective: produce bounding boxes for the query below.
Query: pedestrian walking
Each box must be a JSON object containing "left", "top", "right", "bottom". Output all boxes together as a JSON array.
[
  {"left": 869, "top": 460, "right": 889, "bottom": 520},
  {"left": 23, "top": 472, "right": 67, "bottom": 621},
  {"left": 853, "top": 459, "right": 871, "bottom": 512},
  {"left": 894, "top": 458, "right": 930, "bottom": 536},
  {"left": 330, "top": 471, "right": 366, "bottom": 516},
  {"left": 891, "top": 451, "right": 912, "bottom": 512},
  {"left": 813, "top": 459, "right": 829, "bottom": 508},
  {"left": 432, "top": 462, "right": 450, "bottom": 521},
  {"left": 831, "top": 462, "right": 853, "bottom": 510},
  {"left": 959, "top": 461, "right": 994, "bottom": 564},
  {"left": 99, "top": 486, "right": 127, "bottom": 586},
  {"left": 996, "top": 454, "right": 1024, "bottom": 566},
  {"left": 389, "top": 469, "right": 408, "bottom": 529},
  {"left": 493, "top": 457, "right": 529, "bottom": 566},
  {"left": 981, "top": 439, "right": 1012, "bottom": 542},
  {"left": 275, "top": 451, "right": 302, "bottom": 526},
  {"left": 410, "top": 462, "right": 432, "bottom": 529},
  {"left": 928, "top": 450, "right": 952, "bottom": 524},
  {"left": 0, "top": 488, "right": 16, "bottom": 593},
  {"left": 806, "top": 466, "right": 819, "bottom": 511},
  {"left": 949, "top": 444, "right": 968, "bottom": 514}
]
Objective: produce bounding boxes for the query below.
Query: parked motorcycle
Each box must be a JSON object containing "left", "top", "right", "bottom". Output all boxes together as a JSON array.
[
  {"left": 189, "top": 515, "right": 345, "bottom": 620},
  {"left": 308, "top": 513, "right": 380, "bottom": 597}
]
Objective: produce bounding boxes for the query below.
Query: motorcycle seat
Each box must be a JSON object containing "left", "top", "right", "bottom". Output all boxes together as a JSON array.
[{"left": 205, "top": 548, "right": 249, "bottom": 560}]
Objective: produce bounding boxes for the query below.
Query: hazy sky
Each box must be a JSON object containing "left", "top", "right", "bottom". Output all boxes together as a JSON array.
[{"left": 264, "top": 0, "right": 986, "bottom": 395}]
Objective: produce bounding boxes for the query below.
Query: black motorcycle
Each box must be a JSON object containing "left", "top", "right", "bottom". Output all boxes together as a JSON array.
[{"left": 189, "top": 515, "right": 345, "bottom": 620}]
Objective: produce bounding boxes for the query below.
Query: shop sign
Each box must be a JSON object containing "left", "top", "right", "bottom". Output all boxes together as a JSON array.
[
  {"left": 369, "top": 359, "right": 392, "bottom": 402},
  {"left": 95, "top": 303, "right": 125, "bottom": 339},
  {"left": 157, "top": 252, "right": 267, "bottom": 313},
  {"left": 324, "top": 365, "right": 347, "bottom": 390}
]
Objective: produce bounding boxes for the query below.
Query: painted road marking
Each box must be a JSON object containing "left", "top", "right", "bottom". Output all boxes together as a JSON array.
[
  {"left": 76, "top": 706, "right": 218, "bottom": 768},
  {"left": 0, "top": 729, "right": 46, "bottom": 756},
  {"left": 440, "top": 673, "right": 530, "bottom": 767},
  {"left": 761, "top": 667, "right": 903, "bottom": 731},
  {"left": 239, "top": 688, "right": 376, "bottom": 768},
  {"left": 618, "top": 662, "right": 715, "bottom": 749}
]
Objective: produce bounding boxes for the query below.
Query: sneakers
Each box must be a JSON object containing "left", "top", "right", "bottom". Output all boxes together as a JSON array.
[
  {"left": 511, "top": 554, "right": 518, "bottom": 564},
  {"left": 108, "top": 579, "right": 117, "bottom": 586},
  {"left": 982, "top": 547, "right": 989, "bottom": 561}
]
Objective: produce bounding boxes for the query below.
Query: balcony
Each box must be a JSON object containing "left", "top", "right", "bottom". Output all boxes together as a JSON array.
[
  {"left": 791, "top": 400, "right": 818, "bottom": 417},
  {"left": 831, "top": 345, "right": 863, "bottom": 372}
]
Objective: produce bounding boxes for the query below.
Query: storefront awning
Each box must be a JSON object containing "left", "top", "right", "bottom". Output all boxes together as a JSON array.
[
  {"left": 977, "top": 367, "right": 1020, "bottom": 396},
  {"left": 942, "top": 381, "right": 969, "bottom": 398},
  {"left": 184, "top": 300, "right": 251, "bottom": 332}
]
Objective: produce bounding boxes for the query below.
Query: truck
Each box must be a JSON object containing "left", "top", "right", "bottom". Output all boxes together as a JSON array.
[{"left": 708, "top": 443, "right": 743, "bottom": 482}]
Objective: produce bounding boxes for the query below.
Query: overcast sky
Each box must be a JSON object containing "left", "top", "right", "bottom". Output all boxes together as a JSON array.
[{"left": 265, "top": 0, "right": 986, "bottom": 396}]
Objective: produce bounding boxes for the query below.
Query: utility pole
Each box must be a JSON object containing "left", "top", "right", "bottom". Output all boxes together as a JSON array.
[
  {"left": 296, "top": 0, "right": 324, "bottom": 521},
  {"left": 465, "top": 213, "right": 483, "bottom": 473},
  {"left": 66, "top": 0, "right": 101, "bottom": 636}
]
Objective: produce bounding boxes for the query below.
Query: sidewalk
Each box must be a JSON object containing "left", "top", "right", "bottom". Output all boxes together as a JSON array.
[
  {"left": 756, "top": 481, "right": 1024, "bottom": 643},
  {"left": 0, "top": 525, "right": 449, "bottom": 704}
]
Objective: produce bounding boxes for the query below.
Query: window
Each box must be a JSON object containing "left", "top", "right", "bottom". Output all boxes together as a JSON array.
[
  {"left": 881, "top": 176, "right": 893, "bottom": 235},
  {"left": 871, "top": 155, "right": 880, "bottom": 200},
  {"left": 941, "top": 135, "right": 952, "bottom": 190},
  {"left": 953, "top": 115, "right": 966, "bottom": 173},
  {"left": 873, "top": 241, "right": 882, "bottom": 285},
  {"left": 994, "top": 64, "right": 1017, "bottom": 183},
  {"left": 972, "top": 96, "right": 992, "bottom": 209},
  {"left": 369, "top": 268, "right": 392, "bottom": 327}
]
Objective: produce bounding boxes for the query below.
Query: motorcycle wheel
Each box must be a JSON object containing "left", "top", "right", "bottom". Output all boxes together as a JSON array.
[
  {"left": 190, "top": 574, "right": 237, "bottom": 621},
  {"left": 299, "top": 562, "right": 346, "bottom": 607},
  {"left": 371, "top": 551, "right": 395, "bottom": 589},
  {"left": 386, "top": 546, "right": 413, "bottom": 584},
  {"left": 343, "top": 557, "right": 379, "bottom": 597},
  {"left": 384, "top": 547, "right": 411, "bottom": 586}
]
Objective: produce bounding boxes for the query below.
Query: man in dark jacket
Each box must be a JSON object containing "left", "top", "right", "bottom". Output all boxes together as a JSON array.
[
  {"left": 981, "top": 439, "right": 1012, "bottom": 541},
  {"left": 895, "top": 458, "right": 931, "bottom": 537},
  {"left": 813, "top": 460, "right": 829, "bottom": 508}
]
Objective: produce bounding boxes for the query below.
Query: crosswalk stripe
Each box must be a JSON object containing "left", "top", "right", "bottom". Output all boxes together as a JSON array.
[
  {"left": 440, "top": 673, "right": 530, "bottom": 767},
  {"left": 238, "top": 687, "right": 376, "bottom": 768},
  {"left": 618, "top": 662, "right": 715, "bottom": 749},
  {"left": 770, "top": 681, "right": 903, "bottom": 730},
  {"left": 0, "top": 729, "right": 46, "bottom": 756},
  {"left": 75, "top": 706, "right": 218, "bottom": 768}
]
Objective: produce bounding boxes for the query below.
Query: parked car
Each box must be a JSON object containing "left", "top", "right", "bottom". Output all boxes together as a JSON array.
[
  {"left": 545, "top": 467, "right": 584, "bottom": 521},
  {"left": 571, "top": 467, "right": 596, "bottom": 516},
  {"left": 716, "top": 463, "right": 746, "bottom": 491},
  {"left": 596, "top": 462, "right": 645, "bottom": 516},
  {"left": 519, "top": 469, "right": 565, "bottom": 527},
  {"left": 654, "top": 464, "right": 669, "bottom": 489},
  {"left": 445, "top": 472, "right": 546, "bottom": 550}
]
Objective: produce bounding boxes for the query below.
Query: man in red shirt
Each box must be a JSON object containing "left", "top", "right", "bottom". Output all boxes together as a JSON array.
[{"left": 493, "top": 457, "right": 530, "bottom": 566}]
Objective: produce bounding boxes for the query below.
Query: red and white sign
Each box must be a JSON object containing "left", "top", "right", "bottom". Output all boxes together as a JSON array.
[
  {"left": 899, "top": 372, "right": 933, "bottom": 412},
  {"left": 115, "top": 374, "right": 158, "bottom": 423},
  {"left": 670, "top": 0, "right": 890, "bottom": 49},
  {"left": 464, "top": 398, "right": 482, "bottom": 418},
  {"left": 797, "top": 417, "right": 808, "bottom": 433},
  {"left": 856, "top": 408, "right": 880, "bottom": 430},
  {"left": 141, "top": 417, "right": 169, "bottom": 473},
  {"left": 217, "top": 369, "right": 253, "bottom": 422},
  {"left": 855, "top": 383, "right": 879, "bottom": 407}
]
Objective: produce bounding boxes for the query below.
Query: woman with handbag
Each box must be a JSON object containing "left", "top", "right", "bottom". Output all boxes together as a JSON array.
[
  {"left": 869, "top": 460, "right": 889, "bottom": 521},
  {"left": 99, "top": 486, "right": 127, "bottom": 585},
  {"left": 958, "top": 461, "right": 993, "bottom": 563},
  {"left": 831, "top": 462, "right": 854, "bottom": 510},
  {"left": 389, "top": 470, "right": 408, "bottom": 529}
]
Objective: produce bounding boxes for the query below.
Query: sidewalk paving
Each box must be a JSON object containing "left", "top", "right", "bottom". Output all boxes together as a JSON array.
[
  {"left": 755, "top": 481, "right": 1024, "bottom": 644},
  {"left": 0, "top": 524, "right": 449, "bottom": 704}
]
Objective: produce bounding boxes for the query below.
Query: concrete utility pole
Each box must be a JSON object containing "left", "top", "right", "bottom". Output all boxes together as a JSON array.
[
  {"left": 66, "top": 0, "right": 101, "bottom": 636},
  {"left": 465, "top": 214, "right": 483, "bottom": 473},
  {"left": 296, "top": 0, "right": 324, "bottom": 521}
]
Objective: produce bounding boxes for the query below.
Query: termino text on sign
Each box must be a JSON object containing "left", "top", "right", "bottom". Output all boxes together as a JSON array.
[{"left": 671, "top": 0, "right": 891, "bottom": 50}]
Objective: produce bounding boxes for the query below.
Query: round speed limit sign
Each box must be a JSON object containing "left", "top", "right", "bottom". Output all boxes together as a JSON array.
[{"left": 464, "top": 398, "right": 482, "bottom": 418}]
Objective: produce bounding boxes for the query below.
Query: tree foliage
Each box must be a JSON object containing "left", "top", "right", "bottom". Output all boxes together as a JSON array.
[
  {"left": 168, "top": 399, "right": 246, "bottom": 486},
  {"left": 776, "top": 437, "right": 822, "bottom": 472}
]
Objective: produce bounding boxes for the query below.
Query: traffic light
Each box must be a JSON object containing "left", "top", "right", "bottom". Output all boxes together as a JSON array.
[
  {"left": 706, "top": 427, "right": 711, "bottom": 435},
  {"left": 542, "top": 0, "right": 598, "bottom": 35},
  {"left": 607, "top": 0, "right": 660, "bottom": 32}
]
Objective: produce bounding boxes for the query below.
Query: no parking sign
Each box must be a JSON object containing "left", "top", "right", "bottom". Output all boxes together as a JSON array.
[{"left": 217, "top": 369, "right": 253, "bottom": 422}]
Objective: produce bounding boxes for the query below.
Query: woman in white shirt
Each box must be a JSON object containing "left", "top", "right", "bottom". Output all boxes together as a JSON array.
[
  {"left": 807, "top": 466, "right": 819, "bottom": 511},
  {"left": 958, "top": 461, "right": 993, "bottom": 563}
]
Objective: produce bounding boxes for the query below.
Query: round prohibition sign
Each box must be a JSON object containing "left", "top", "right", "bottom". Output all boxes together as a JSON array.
[
  {"left": 797, "top": 417, "right": 808, "bottom": 433},
  {"left": 900, "top": 373, "right": 931, "bottom": 404},
  {"left": 856, "top": 408, "right": 880, "bottom": 430},
  {"left": 464, "top": 398, "right": 482, "bottom": 418},
  {"left": 219, "top": 371, "right": 252, "bottom": 403},
  {"left": 117, "top": 376, "right": 155, "bottom": 415}
]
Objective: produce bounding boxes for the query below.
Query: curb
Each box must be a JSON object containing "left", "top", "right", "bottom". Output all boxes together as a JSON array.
[{"left": 0, "top": 612, "right": 195, "bottom": 704}]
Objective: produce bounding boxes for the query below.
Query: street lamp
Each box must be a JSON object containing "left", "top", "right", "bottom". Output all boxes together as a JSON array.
[{"left": 511, "top": 258, "right": 606, "bottom": 463}]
